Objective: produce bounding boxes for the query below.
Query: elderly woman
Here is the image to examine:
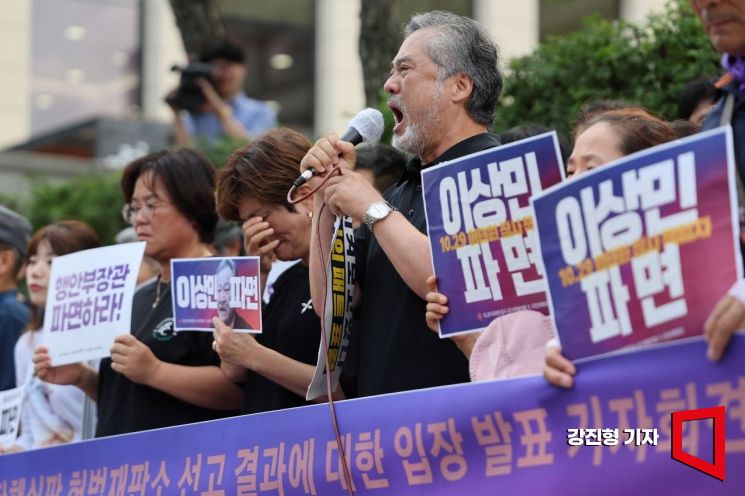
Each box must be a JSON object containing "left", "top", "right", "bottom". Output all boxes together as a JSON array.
[
  {"left": 425, "top": 108, "right": 680, "bottom": 382},
  {"left": 213, "top": 128, "right": 345, "bottom": 414},
  {"left": 34, "top": 149, "right": 242, "bottom": 437}
]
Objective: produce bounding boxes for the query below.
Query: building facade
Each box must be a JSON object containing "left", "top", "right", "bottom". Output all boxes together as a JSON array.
[{"left": 0, "top": 0, "right": 668, "bottom": 151}]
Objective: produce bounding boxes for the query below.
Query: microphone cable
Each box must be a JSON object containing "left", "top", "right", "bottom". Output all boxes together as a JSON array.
[
  {"left": 288, "top": 107, "right": 383, "bottom": 492},
  {"left": 287, "top": 166, "right": 342, "bottom": 206},
  {"left": 315, "top": 201, "right": 356, "bottom": 495},
  {"left": 289, "top": 162, "right": 356, "bottom": 495}
]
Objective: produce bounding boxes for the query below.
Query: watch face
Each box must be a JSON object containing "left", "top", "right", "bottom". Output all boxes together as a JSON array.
[{"left": 370, "top": 203, "right": 389, "bottom": 218}]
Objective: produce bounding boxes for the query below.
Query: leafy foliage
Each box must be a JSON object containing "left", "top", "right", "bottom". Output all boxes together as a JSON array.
[
  {"left": 193, "top": 136, "right": 250, "bottom": 168},
  {"left": 4, "top": 135, "right": 247, "bottom": 246},
  {"left": 4, "top": 0, "right": 719, "bottom": 245},
  {"left": 493, "top": 0, "right": 721, "bottom": 137},
  {"left": 22, "top": 173, "right": 126, "bottom": 245},
  {"left": 375, "top": 89, "right": 396, "bottom": 146}
]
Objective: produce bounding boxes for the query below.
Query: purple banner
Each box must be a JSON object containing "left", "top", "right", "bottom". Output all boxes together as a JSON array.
[
  {"left": 422, "top": 132, "right": 565, "bottom": 336},
  {"left": 3, "top": 334, "right": 744, "bottom": 494},
  {"left": 532, "top": 128, "right": 741, "bottom": 360},
  {"left": 171, "top": 257, "right": 262, "bottom": 332}
]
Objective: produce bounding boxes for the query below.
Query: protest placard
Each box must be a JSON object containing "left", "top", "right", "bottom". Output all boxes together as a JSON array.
[
  {"left": 171, "top": 257, "right": 262, "bottom": 332},
  {"left": 422, "top": 132, "right": 565, "bottom": 336},
  {"left": 306, "top": 216, "right": 355, "bottom": 400},
  {"left": 0, "top": 386, "right": 23, "bottom": 448},
  {"left": 42, "top": 242, "right": 145, "bottom": 365},
  {"left": 532, "top": 127, "right": 741, "bottom": 360}
]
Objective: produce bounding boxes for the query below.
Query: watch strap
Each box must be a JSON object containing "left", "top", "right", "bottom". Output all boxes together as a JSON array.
[{"left": 365, "top": 201, "right": 397, "bottom": 232}]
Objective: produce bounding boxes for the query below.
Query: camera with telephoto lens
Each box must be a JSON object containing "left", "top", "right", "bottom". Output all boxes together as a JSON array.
[{"left": 165, "top": 62, "right": 216, "bottom": 112}]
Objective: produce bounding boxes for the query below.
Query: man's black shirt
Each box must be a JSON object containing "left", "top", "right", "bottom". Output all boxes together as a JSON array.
[{"left": 352, "top": 133, "right": 502, "bottom": 397}]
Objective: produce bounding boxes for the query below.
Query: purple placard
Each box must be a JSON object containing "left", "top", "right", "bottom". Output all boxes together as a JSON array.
[
  {"left": 422, "top": 132, "right": 565, "bottom": 336},
  {"left": 532, "top": 127, "right": 741, "bottom": 361},
  {"left": 171, "top": 257, "right": 262, "bottom": 332},
  {"left": 2, "top": 335, "right": 744, "bottom": 493}
]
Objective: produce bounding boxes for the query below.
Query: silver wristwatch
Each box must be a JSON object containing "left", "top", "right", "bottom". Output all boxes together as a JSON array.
[{"left": 364, "top": 201, "right": 397, "bottom": 232}]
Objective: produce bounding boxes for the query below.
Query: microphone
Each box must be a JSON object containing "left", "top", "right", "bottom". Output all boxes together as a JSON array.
[
  {"left": 339, "top": 107, "right": 385, "bottom": 145},
  {"left": 294, "top": 108, "right": 384, "bottom": 187}
]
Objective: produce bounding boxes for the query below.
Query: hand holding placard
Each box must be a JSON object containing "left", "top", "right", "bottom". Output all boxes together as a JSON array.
[
  {"left": 212, "top": 316, "right": 259, "bottom": 369},
  {"left": 110, "top": 334, "right": 161, "bottom": 385}
]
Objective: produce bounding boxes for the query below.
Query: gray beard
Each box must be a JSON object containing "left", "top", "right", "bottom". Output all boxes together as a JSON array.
[
  {"left": 391, "top": 110, "right": 439, "bottom": 159},
  {"left": 391, "top": 82, "right": 445, "bottom": 159}
]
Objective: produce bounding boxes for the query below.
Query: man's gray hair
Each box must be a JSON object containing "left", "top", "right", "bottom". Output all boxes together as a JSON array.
[
  {"left": 405, "top": 11, "right": 502, "bottom": 126},
  {"left": 216, "top": 257, "right": 236, "bottom": 275}
]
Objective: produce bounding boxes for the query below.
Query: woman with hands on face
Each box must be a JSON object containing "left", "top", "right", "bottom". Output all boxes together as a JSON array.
[
  {"left": 34, "top": 150, "right": 242, "bottom": 437},
  {"left": 213, "top": 128, "right": 344, "bottom": 414}
]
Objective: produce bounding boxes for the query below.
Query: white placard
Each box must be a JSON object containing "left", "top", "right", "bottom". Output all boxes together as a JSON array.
[
  {"left": 0, "top": 386, "right": 24, "bottom": 447},
  {"left": 42, "top": 242, "right": 145, "bottom": 365}
]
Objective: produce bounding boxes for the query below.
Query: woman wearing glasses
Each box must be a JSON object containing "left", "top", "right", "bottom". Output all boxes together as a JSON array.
[{"left": 33, "top": 149, "right": 242, "bottom": 437}]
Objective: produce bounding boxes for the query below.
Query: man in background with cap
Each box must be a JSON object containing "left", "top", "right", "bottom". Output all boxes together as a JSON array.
[
  {"left": 170, "top": 38, "right": 277, "bottom": 147},
  {"left": 0, "top": 206, "right": 31, "bottom": 391}
]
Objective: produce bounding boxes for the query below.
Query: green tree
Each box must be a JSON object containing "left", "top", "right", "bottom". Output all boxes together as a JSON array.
[
  {"left": 493, "top": 0, "right": 721, "bottom": 137},
  {"left": 193, "top": 136, "right": 250, "bottom": 168},
  {"left": 24, "top": 173, "right": 126, "bottom": 245},
  {"left": 168, "top": 0, "right": 225, "bottom": 57},
  {"left": 374, "top": 90, "right": 396, "bottom": 146},
  {"left": 359, "top": 0, "right": 401, "bottom": 107}
]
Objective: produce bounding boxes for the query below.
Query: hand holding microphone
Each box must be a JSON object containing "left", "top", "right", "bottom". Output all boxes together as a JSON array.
[{"left": 295, "top": 108, "right": 384, "bottom": 188}]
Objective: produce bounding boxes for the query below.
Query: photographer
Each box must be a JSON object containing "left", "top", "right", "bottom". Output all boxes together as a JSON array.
[{"left": 169, "top": 38, "right": 277, "bottom": 147}]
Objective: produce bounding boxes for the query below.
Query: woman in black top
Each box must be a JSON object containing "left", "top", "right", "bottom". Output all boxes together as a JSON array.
[
  {"left": 214, "top": 128, "right": 343, "bottom": 413},
  {"left": 34, "top": 150, "right": 242, "bottom": 436}
]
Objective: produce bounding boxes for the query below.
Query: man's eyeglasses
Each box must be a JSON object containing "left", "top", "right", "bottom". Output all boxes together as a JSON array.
[{"left": 121, "top": 201, "right": 170, "bottom": 224}]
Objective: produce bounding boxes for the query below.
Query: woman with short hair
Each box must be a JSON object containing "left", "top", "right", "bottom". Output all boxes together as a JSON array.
[
  {"left": 34, "top": 149, "right": 242, "bottom": 437},
  {"left": 214, "top": 128, "right": 345, "bottom": 414}
]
